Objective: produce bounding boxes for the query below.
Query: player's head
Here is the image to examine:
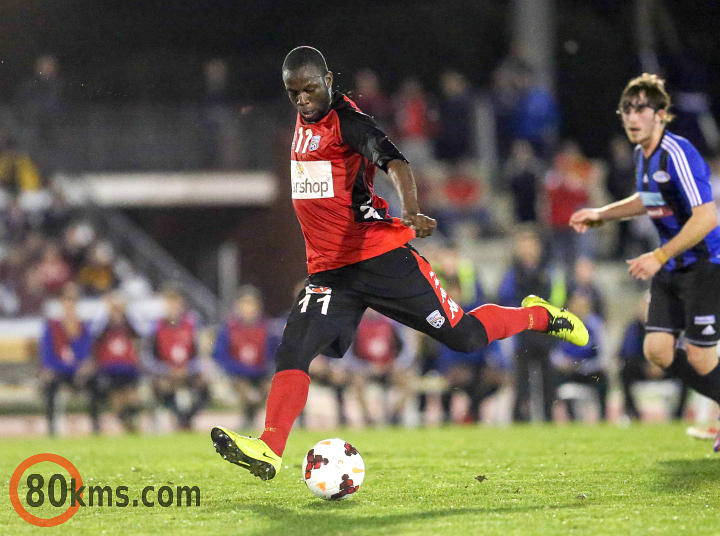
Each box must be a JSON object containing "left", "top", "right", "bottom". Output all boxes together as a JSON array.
[
  {"left": 282, "top": 46, "right": 333, "bottom": 124},
  {"left": 104, "top": 291, "right": 128, "bottom": 323},
  {"left": 567, "top": 291, "right": 591, "bottom": 320},
  {"left": 513, "top": 226, "right": 542, "bottom": 268},
  {"left": 60, "top": 282, "right": 80, "bottom": 316},
  {"left": 617, "top": 73, "right": 673, "bottom": 146},
  {"left": 234, "top": 285, "right": 262, "bottom": 322},
  {"left": 162, "top": 286, "right": 185, "bottom": 320}
]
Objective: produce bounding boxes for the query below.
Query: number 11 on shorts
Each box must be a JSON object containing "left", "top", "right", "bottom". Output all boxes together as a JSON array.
[{"left": 299, "top": 293, "right": 331, "bottom": 315}]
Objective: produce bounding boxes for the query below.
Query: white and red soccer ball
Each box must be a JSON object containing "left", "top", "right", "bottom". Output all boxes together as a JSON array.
[{"left": 303, "top": 438, "right": 365, "bottom": 500}]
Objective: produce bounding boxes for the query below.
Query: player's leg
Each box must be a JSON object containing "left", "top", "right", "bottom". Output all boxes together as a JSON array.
[
  {"left": 361, "top": 245, "right": 587, "bottom": 352},
  {"left": 619, "top": 360, "right": 643, "bottom": 420},
  {"left": 42, "top": 372, "right": 62, "bottom": 435},
  {"left": 647, "top": 265, "right": 720, "bottom": 411},
  {"left": 85, "top": 374, "right": 102, "bottom": 434},
  {"left": 211, "top": 282, "right": 364, "bottom": 479}
]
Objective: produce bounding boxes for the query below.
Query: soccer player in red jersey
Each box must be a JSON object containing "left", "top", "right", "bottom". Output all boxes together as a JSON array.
[{"left": 211, "top": 47, "right": 589, "bottom": 479}]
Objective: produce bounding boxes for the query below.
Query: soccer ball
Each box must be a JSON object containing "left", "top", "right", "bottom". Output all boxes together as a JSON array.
[{"left": 303, "top": 438, "right": 365, "bottom": 500}]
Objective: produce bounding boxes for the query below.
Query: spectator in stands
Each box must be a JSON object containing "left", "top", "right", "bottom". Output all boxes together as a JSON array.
[
  {"left": 434, "top": 71, "right": 475, "bottom": 164},
  {"left": 148, "top": 287, "right": 209, "bottom": 430},
  {"left": 353, "top": 69, "right": 393, "bottom": 130},
  {"left": 14, "top": 55, "right": 65, "bottom": 173},
  {"left": 0, "top": 130, "right": 41, "bottom": 196},
  {"left": 498, "top": 227, "right": 557, "bottom": 422},
  {"left": 618, "top": 295, "right": 689, "bottom": 421},
  {"left": 62, "top": 220, "right": 96, "bottom": 273},
  {"left": 542, "top": 141, "right": 601, "bottom": 272},
  {"left": 432, "top": 164, "right": 497, "bottom": 239},
  {"left": 345, "top": 308, "right": 417, "bottom": 426},
  {"left": 551, "top": 291, "right": 608, "bottom": 421},
  {"left": 503, "top": 139, "right": 544, "bottom": 223},
  {"left": 212, "top": 285, "right": 274, "bottom": 429},
  {"left": 491, "top": 45, "right": 526, "bottom": 160},
  {"left": 201, "top": 59, "right": 238, "bottom": 169},
  {"left": 33, "top": 242, "right": 72, "bottom": 296},
  {"left": 78, "top": 240, "right": 117, "bottom": 296},
  {"left": 0, "top": 246, "right": 28, "bottom": 316},
  {"left": 39, "top": 282, "right": 99, "bottom": 435},
  {"left": 89, "top": 291, "right": 143, "bottom": 433},
  {"left": 437, "top": 275, "right": 508, "bottom": 424},
  {"left": 307, "top": 353, "right": 350, "bottom": 427},
  {"left": 512, "top": 61, "right": 560, "bottom": 159},
  {"left": 393, "top": 78, "right": 436, "bottom": 169},
  {"left": 567, "top": 257, "right": 607, "bottom": 320},
  {"left": 606, "top": 134, "right": 637, "bottom": 259}
]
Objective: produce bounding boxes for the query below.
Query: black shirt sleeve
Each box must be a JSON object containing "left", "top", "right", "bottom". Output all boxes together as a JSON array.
[{"left": 336, "top": 105, "right": 407, "bottom": 173}]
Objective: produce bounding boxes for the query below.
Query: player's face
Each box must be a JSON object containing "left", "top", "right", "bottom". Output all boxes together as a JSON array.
[
  {"left": 283, "top": 65, "right": 333, "bottom": 123},
  {"left": 619, "top": 93, "right": 665, "bottom": 148}
]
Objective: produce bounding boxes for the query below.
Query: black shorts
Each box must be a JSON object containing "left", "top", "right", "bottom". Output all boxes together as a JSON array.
[
  {"left": 275, "top": 244, "right": 486, "bottom": 372},
  {"left": 647, "top": 260, "right": 720, "bottom": 347},
  {"left": 96, "top": 372, "right": 140, "bottom": 393}
]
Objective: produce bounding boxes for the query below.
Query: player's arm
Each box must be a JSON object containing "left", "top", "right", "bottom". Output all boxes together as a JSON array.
[
  {"left": 338, "top": 108, "right": 436, "bottom": 238},
  {"left": 386, "top": 159, "right": 436, "bottom": 238},
  {"left": 627, "top": 201, "right": 718, "bottom": 281},
  {"left": 569, "top": 193, "right": 646, "bottom": 233}
]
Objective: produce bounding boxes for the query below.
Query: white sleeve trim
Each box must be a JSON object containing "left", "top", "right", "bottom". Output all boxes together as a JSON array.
[{"left": 661, "top": 137, "right": 703, "bottom": 206}]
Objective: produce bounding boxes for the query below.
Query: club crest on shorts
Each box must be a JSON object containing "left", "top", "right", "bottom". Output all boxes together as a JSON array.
[
  {"left": 426, "top": 310, "right": 445, "bottom": 328},
  {"left": 306, "top": 285, "right": 332, "bottom": 295}
]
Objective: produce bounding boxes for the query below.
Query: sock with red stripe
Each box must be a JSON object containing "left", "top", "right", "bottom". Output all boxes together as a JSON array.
[
  {"left": 259, "top": 369, "right": 311, "bottom": 457},
  {"left": 468, "top": 304, "right": 549, "bottom": 343}
]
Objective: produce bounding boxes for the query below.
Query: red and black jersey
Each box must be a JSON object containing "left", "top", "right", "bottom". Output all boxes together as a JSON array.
[
  {"left": 226, "top": 319, "right": 267, "bottom": 367},
  {"left": 94, "top": 317, "right": 140, "bottom": 370},
  {"left": 153, "top": 313, "right": 197, "bottom": 367},
  {"left": 352, "top": 315, "right": 402, "bottom": 366},
  {"left": 291, "top": 92, "right": 415, "bottom": 273}
]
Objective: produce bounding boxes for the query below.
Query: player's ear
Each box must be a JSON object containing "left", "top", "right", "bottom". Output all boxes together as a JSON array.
[
  {"left": 656, "top": 109, "right": 666, "bottom": 124},
  {"left": 325, "top": 71, "right": 333, "bottom": 90}
]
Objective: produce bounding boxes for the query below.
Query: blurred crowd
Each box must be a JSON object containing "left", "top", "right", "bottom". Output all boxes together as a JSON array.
[
  {"left": 35, "top": 241, "right": 690, "bottom": 436},
  {"left": 2, "top": 54, "right": 720, "bottom": 434}
]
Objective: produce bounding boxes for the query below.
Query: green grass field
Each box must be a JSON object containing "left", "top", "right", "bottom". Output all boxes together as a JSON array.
[{"left": 1, "top": 423, "right": 718, "bottom": 535}]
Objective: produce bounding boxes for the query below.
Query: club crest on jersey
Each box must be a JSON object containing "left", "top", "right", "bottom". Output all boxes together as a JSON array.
[
  {"left": 306, "top": 285, "right": 332, "bottom": 295},
  {"left": 653, "top": 170, "right": 671, "bottom": 183},
  {"left": 309, "top": 135, "right": 321, "bottom": 152},
  {"left": 426, "top": 310, "right": 445, "bottom": 329}
]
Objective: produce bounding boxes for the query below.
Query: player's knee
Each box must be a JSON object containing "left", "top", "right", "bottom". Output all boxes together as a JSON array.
[
  {"left": 443, "top": 321, "right": 489, "bottom": 353},
  {"left": 686, "top": 344, "right": 719, "bottom": 375},
  {"left": 643, "top": 336, "right": 674, "bottom": 369}
]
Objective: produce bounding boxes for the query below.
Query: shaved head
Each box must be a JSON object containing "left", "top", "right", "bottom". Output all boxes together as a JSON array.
[{"left": 282, "top": 46, "right": 328, "bottom": 77}]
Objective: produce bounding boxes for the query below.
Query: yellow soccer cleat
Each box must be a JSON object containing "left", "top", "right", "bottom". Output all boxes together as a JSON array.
[
  {"left": 521, "top": 295, "right": 589, "bottom": 347},
  {"left": 211, "top": 426, "right": 282, "bottom": 480}
]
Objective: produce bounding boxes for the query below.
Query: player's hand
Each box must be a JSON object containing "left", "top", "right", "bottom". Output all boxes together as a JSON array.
[
  {"left": 401, "top": 212, "right": 437, "bottom": 239},
  {"left": 626, "top": 251, "right": 662, "bottom": 281},
  {"left": 569, "top": 208, "right": 604, "bottom": 233}
]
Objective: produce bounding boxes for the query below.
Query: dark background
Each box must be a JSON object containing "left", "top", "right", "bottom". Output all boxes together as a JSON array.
[{"left": 1, "top": 1, "right": 718, "bottom": 154}]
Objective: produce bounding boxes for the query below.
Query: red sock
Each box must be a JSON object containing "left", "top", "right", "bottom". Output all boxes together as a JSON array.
[
  {"left": 469, "top": 304, "right": 549, "bottom": 343},
  {"left": 259, "top": 369, "right": 311, "bottom": 457}
]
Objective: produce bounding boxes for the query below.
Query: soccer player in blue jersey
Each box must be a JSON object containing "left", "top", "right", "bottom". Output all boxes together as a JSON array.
[{"left": 570, "top": 73, "right": 720, "bottom": 450}]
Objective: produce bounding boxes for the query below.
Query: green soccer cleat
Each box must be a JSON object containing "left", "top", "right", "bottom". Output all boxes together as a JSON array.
[
  {"left": 210, "top": 426, "right": 282, "bottom": 480},
  {"left": 521, "top": 295, "right": 589, "bottom": 347}
]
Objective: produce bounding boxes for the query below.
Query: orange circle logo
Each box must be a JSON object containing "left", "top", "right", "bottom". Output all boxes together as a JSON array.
[{"left": 9, "top": 453, "right": 83, "bottom": 527}]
